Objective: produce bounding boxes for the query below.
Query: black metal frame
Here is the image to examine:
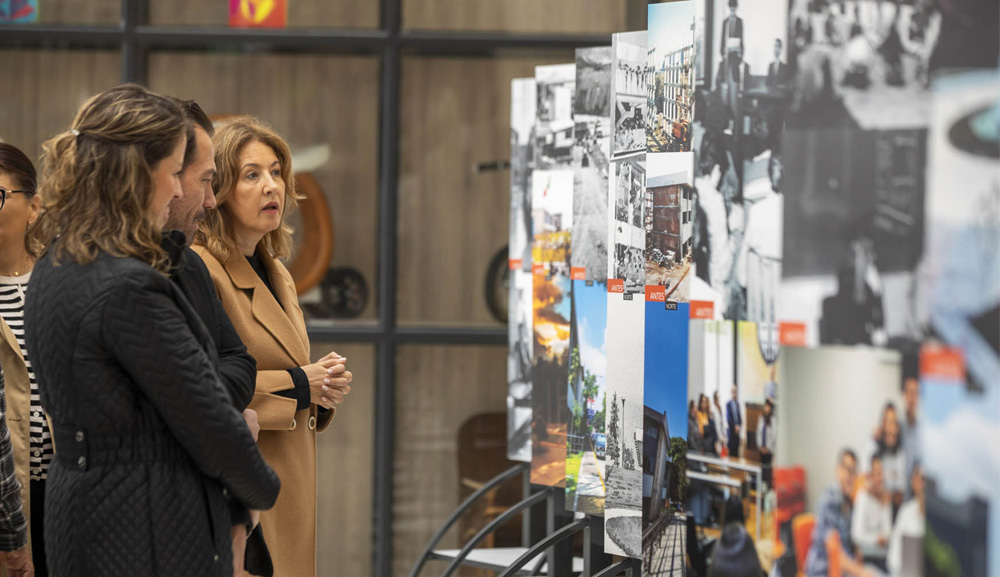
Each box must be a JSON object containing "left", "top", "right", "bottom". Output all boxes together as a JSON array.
[{"left": 0, "top": 2, "right": 648, "bottom": 575}]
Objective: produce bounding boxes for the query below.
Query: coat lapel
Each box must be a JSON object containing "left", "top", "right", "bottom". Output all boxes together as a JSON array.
[
  {"left": 220, "top": 252, "right": 308, "bottom": 366},
  {"left": 0, "top": 318, "right": 23, "bottom": 364}
]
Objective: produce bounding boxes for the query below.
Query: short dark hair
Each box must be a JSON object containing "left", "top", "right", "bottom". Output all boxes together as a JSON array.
[
  {"left": 840, "top": 448, "right": 857, "bottom": 466},
  {"left": 728, "top": 0, "right": 738, "bottom": 8},
  {"left": 171, "top": 98, "right": 214, "bottom": 169},
  {"left": 764, "top": 398, "right": 774, "bottom": 412},
  {"left": 870, "top": 451, "right": 883, "bottom": 468},
  {"left": 0, "top": 142, "right": 37, "bottom": 193}
]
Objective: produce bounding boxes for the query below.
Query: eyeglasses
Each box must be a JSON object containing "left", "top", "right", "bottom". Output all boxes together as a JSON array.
[{"left": 0, "top": 188, "right": 34, "bottom": 212}]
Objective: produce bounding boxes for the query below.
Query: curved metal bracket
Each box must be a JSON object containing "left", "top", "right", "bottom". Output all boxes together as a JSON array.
[
  {"left": 440, "top": 487, "right": 554, "bottom": 577},
  {"left": 406, "top": 462, "right": 528, "bottom": 577},
  {"left": 495, "top": 518, "right": 590, "bottom": 577},
  {"left": 591, "top": 558, "right": 635, "bottom": 577}
]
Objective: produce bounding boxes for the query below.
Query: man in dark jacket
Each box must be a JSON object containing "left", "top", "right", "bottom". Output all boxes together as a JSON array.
[{"left": 164, "top": 99, "right": 268, "bottom": 576}]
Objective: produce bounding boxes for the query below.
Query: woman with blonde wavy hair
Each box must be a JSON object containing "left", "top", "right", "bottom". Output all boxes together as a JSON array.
[
  {"left": 193, "top": 116, "right": 352, "bottom": 577},
  {"left": 23, "top": 84, "right": 280, "bottom": 577}
]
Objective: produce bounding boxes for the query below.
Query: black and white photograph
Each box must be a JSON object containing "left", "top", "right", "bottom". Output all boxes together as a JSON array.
[
  {"left": 645, "top": 152, "right": 694, "bottom": 302},
  {"left": 689, "top": 0, "right": 788, "bottom": 322},
  {"left": 647, "top": 0, "right": 696, "bottom": 154},
  {"left": 571, "top": 46, "right": 613, "bottom": 281},
  {"left": 535, "top": 63, "right": 577, "bottom": 169},
  {"left": 508, "top": 77, "right": 537, "bottom": 463},
  {"left": 612, "top": 31, "right": 648, "bottom": 158},
  {"left": 604, "top": 295, "right": 646, "bottom": 559},
  {"left": 610, "top": 155, "right": 647, "bottom": 293},
  {"left": 780, "top": 127, "right": 925, "bottom": 348}
]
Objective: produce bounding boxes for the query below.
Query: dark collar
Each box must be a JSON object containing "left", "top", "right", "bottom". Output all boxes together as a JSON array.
[{"left": 161, "top": 231, "right": 189, "bottom": 276}]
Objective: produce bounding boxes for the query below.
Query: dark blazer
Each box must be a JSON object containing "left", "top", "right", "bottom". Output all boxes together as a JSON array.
[
  {"left": 720, "top": 15, "right": 744, "bottom": 58},
  {"left": 726, "top": 400, "right": 741, "bottom": 432},
  {"left": 170, "top": 245, "right": 256, "bottom": 410},
  {"left": 24, "top": 247, "right": 280, "bottom": 577},
  {"left": 767, "top": 60, "right": 788, "bottom": 88}
]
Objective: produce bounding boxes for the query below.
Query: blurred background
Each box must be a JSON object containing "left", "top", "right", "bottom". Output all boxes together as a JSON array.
[{"left": 0, "top": 1, "right": 649, "bottom": 575}]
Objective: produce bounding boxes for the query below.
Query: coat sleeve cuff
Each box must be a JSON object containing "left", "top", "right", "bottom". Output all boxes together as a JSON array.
[{"left": 276, "top": 368, "right": 310, "bottom": 411}]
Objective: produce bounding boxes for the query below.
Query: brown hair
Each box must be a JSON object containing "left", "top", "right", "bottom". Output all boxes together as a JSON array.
[
  {"left": 171, "top": 98, "right": 214, "bottom": 169},
  {"left": 0, "top": 143, "right": 37, "bottom": 192},
  {"left": 195, "top": 115, "right": 300, "bottom": 262},
  {"left": 29, "top": 83, "right": 186, "bottom": 271}
]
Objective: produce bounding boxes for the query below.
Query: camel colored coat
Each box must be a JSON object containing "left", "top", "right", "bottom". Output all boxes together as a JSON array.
[
  {"left": 0, "top": 320, "right": 35, "bottom": 576},
  {"left": 193, "top": 246, "right": 334, "bottom": 577}
]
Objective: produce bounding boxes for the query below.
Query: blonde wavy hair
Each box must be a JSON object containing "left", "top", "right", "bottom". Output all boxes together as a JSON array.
[
  {"left": 195, "top": 116, "right": 301, "bottom": 263},
  {"left": 29, "top": 84, "right": 188, "bottom": 272}
]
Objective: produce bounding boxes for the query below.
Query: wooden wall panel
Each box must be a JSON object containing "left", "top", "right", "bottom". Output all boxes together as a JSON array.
[
  {"left": 403, "top": 0, "right": 627, "bottom": 34},
  {"left": 397, "top": 56, "right": 572, "bottom": 327},
  {"left": 35, "top": 0, "right": 119, "bottom": 24},
  {"left": 149, "top": 0, "right": 378, "bottom": 28},
  {"left": 311, "top": 341, "right": 375, "bottom": 577},
  {"left": 0, "top": 50, "right": 121, "bottom": 161},
  {"left": 392, "top": 344, "right": 508, "bottom": 577},
  {"left": 148, "top": 53, "right": 380, "bottom": 320}
]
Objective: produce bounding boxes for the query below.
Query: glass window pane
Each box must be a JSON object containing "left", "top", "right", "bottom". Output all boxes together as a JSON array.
[
  {"left": 392, "top": 344, "right": 514, "bottom": 576},
  {"left": 404, "top": 0, "right": 626, "bottom": 34},
  {"left": 147, "top": 52, "right": 380, "bottom": 324},
  {"left": 148, "top": 0, "right": 378, "bottom": 28},
  {"left": 311, "top": 341, "right": 374, "bottom": 577},
  {"left": 0, "top": 50, "right": 122, "bottom": 159},
  {"left": 398, "top": 56, "right": 574, "bottom": 328}
]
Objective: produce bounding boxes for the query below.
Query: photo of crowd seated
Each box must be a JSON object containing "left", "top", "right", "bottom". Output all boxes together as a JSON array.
[{"left": 776, "top": 346, "right": 923, "bottom": 577}]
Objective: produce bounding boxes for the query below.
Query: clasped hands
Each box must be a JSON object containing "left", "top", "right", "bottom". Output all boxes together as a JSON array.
[{"left": 302, "top": 351, "right": 353, "bottom": 410}]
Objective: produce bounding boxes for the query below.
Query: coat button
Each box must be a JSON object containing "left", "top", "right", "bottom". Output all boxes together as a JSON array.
[
  {"left": 77, "top": 456, "right": 86, "bottom": 469},
  {"left": 222, "top": 488, "right": 228, "bottom": 497},
  {"left": 75, "top": 431, "right": 84, "bottom": 443},
  {"left": 308, "top": 416, "right": 316, "bottom": 430},
  {"left": 289, "top": 418, "right": 297, "bottom": 431},
  {"left": 213, "top": 554, "right": 219, "bottom": 562}
]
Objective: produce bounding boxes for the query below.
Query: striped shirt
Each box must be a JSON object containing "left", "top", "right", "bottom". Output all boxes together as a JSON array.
[{"left": 0, "top": 273, "right": 54, "bottom": 481}]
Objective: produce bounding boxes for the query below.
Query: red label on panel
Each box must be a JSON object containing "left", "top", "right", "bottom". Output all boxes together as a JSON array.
[
  {"left": 532, "top": 263, "right": 545, "bottom": 276},
  {"left": 920, "top": 345, "right": 966, "bottom": 381},
  {"left": 645, "top": 285, "right": 666, "bottom": 302},
  {"left": 779, "top": 322, "right": 807, "bottom": 347},
  {"left": 690, "top": 301, "right": 714, "bottom": 319},
  {"left": 608, "top": 279, "right": 625, "bottom": 293},
  {"left": 571, "top": 267, "right": 586, "bottom": 281},
  {"left": 509, "top": 259, "right": 523, "bottom": 271}
]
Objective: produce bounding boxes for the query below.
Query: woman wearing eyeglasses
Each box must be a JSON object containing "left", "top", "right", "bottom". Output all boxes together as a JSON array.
[{"left": 0, "top": 143, "right": 45, "bottom": 576}]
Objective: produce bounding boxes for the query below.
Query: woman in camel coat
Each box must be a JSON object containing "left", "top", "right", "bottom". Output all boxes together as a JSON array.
[{"left": 193, "top": 115, "right": 352, "bottom": 577}]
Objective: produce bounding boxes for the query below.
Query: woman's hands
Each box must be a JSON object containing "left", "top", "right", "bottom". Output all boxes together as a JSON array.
[{"left": 301, "top": 351, "right": 353, "bottom": 410}]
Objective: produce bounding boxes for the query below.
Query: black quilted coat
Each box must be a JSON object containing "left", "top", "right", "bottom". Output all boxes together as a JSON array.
[{"left": 23, "top": 249, "right": 281, "bottom": 577}]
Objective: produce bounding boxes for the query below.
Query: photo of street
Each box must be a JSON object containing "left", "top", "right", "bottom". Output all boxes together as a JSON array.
[
  {"left": 645, "top": 152, "right": 694, "bottom": 302},
  {"left": 647, "top": 0, "right": 696, "bottom": 153}
]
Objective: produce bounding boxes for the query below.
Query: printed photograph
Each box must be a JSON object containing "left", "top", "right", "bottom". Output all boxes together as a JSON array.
[
  {"left": 923, "top": 356, "right": 999, "bottom": 577},
  {"left": 647, "top": 0, "right": 696, "bottom": 153},
  {"left": 780, "top": 127, "right": 925, "bottom": 348},
  {"left": 535, "top": 63, "right": 577, "bottom": 169},
  {"left": 612, "top": 31, "right": 648, "bottom": 158},
  {"left": 571, "top": 47, "right": 613, "bottom": 281},
  {"left": 645, "top": 152, "right": 695, "bottom": 302},
  {"left": 777, "top": 346, "right": 921, "bottom": 577},
  {"left": 642, "top": 303, "right": 690, "bottom": 576},
  {"left": 690, "top": 0, "right": 788, "bottom": 321},
  {"left": 565, "top": 281, "right": 609, "bottom": 516},
  {"left": 686, "top": 317, "right": 779, "bottom": 577},
  {"left": 604, "top": 295, "right": 646, "bottom": 558},
  {"left": 609, "top": 154, "right": 647, "bottom": 293},
  {"left": 785, "top": 0, "right": 997, "bottom": 131},
  {"left": 508, "top": 78, "right": 537, "bottom": 462},
  {"left": 918, "top": 70, "right": 999, "bottom": 392},
  {"left": 531, "top": 273, "right": 572, "bottom": 487},
  {"left": 532, "top": 169, "right": 574, "bottom": 275}
]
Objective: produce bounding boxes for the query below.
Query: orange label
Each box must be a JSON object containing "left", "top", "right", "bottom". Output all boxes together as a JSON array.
[
  {"left": 571, "top": 267, "right": 586, "bottom": 281},
  {"left": 608, "top": 279, "right": 625, "bottom": 293},
  {"left": 509, "top": 258, "right": 523, "bottom": 271},
  {"left": 779, "top": 322, "right": 807, "bottom": 347},
  {"left": 645, "top": 285, "right": 666, "bottom": 302},
  {"left": 532, "top": 263, "right": 545, "bottom": 276},
  {"left": 690, "top": 301, "right": 714, "bottom": 319},
  {"left": 229, "top": 0, "right": 287, "bottom": 27},
  {"left": 920, "top": 345, "right": 966, "bottom": 381}
]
